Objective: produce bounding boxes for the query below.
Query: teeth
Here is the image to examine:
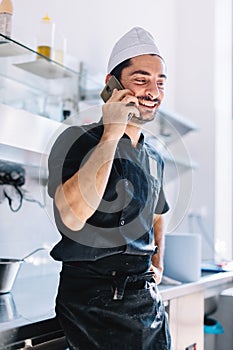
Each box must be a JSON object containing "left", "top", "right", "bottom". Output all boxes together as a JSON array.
[{"left": 140, "top": 101, "right": 156, "bottom": 108}]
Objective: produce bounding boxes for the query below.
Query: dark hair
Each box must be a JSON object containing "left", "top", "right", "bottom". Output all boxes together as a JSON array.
[
  {"left": 110, "top": 54, "right": 158, "bottom": 81},
  {"left": 110, "top": 58, "right": 132, "bottom": 81}
]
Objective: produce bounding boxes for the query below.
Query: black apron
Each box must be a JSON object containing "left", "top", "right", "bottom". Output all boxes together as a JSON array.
[{"left": 55, "top": 259, "right": 171, "bottom": 350}]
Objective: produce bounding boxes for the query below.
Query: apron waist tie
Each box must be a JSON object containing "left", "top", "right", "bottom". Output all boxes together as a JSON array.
[{"left": 63, "top": 263, "right": 154, "bottom": 301}]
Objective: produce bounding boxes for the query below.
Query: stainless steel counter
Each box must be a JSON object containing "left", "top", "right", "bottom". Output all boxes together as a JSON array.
[
  {"left": 0, "top": 274, "right": 59, "bottom": 332},
  {"left": 160, "top": 270, "right": 233, "bottom": 301},
  {"left": 0, "top": 270, "right": 232, "bottom": 349},
  {"left": 0, "top": 273, "right": 61, "bottom": 349}
]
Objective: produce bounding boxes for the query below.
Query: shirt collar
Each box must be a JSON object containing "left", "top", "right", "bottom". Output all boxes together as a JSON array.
[{"left": 122, "top": 132, "right": 145, "bottom": 146}]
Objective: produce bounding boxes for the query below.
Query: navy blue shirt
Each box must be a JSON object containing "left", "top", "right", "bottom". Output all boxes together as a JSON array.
[{"left": 48, "top": 119, "right": 169, "bottom": 262}]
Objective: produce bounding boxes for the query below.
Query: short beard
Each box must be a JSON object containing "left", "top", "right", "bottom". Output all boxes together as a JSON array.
[{"left": 130, "top": 108, "right": 159, "bottom": 125}]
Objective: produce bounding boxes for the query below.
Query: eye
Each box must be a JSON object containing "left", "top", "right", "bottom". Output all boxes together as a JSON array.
[
  {"left": 135, "top": 78, "right": 147, "bottom": 84},
  {"left": 157, "top": 81, "right": 165, "bottom": 89}
]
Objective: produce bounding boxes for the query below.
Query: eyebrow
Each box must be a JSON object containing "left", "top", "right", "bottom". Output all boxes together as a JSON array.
[{"left": 130, "top": 70, "right": 167, "bottom": 79}]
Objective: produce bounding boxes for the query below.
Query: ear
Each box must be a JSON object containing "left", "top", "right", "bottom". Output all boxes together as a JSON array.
[{"left": 105, "top": 74, "right": 112, "bottom": 84}]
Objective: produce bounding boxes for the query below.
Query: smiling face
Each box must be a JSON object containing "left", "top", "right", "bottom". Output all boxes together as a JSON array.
[{"left": 120, "top": 54, "right": 167, "bottom": 124}]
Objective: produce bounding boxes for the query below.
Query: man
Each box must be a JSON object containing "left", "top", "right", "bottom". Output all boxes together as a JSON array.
[{"left": 48, "top": 27, "right": 172, "bottom": 350}]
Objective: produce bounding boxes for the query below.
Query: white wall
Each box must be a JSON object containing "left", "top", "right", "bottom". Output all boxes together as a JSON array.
[
  {"left": 172, "top": 0, "right": 232, "bottom": 261},
  {"left": 171, "top": 0, "right": 216, "bottom": 258},
  {"left": 3, "top": 0, "right": 232, "bottom": 261}
]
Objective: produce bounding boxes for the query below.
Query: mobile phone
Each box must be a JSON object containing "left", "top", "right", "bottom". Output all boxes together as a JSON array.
[{"left": 100, "top": 75, "right": 124, "bottom": 102}]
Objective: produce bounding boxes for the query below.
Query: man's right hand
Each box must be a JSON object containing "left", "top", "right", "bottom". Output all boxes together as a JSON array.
[{"left": 102, "top": 88, "right": 139, "bottom": 141}]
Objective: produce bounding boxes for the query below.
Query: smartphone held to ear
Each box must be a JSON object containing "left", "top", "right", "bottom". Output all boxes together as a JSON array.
[
  {"left": 100, "top": 75, "right": 138, "bottom": 121},
  {"left": 100, "top": 76, "right": 123, "bottom": 102}
]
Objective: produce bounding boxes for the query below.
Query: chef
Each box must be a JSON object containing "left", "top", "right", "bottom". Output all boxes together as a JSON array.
[{"left": 48, "top": 26, "right": 172, "bottom": 350}]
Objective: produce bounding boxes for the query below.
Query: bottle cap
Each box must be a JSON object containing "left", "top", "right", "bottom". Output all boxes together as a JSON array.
[
  {"left": 0, "top": 0, "right": 13, "bottom": 14},
  {"left": 41, "top": 13, "right": 51, "bottom": 22}
]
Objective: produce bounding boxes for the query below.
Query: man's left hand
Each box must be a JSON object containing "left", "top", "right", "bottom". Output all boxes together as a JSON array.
[{"left": 149, "top": 265, "right": 163, "bottom": 284}]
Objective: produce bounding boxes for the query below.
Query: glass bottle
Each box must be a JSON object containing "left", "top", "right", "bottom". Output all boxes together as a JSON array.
[
  {"left": 0, "top": 0, "right": 13, "bottom": 40},
  {"left": 36, "top": 13, "right": 55, "bottom": 59}
]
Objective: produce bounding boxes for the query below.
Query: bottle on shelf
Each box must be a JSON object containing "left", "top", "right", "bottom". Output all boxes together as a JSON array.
[
  {"left": 52, "top": 32, "right": 67, "bottom": 64},
  {"left": 36, "top": 13, "right": 55, "bottom": 59},
  {"left": 0, "top": 0, "right": 13, "bottom": 40}
]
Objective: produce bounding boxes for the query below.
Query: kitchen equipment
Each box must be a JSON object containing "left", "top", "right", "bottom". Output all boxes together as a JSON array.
[
  {"left": 0, "top": 248, "right": 46, "bottom": 294},
  {"left": 0, "top": 292, "right": 19, "bottom": 322},
  {"left": 164, "top": 233, "right": 202, "bottom": 283},
  {"left": 214, "top": 288, "right": 233, "bottom": 350}
]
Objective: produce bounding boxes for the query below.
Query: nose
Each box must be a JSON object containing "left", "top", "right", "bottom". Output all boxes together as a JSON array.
[{"left": 145, "top": 82, "right": 160, "bottom": 100}]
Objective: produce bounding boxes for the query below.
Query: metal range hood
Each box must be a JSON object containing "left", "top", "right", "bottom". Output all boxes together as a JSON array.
[
  {"left": 0, "top": 103, "right": 65, "bottom": 168},
  {"left": 143, "top": 107, "right": 198, "bottom": 144},
  {"left": 143, "top": 107, "right": 199, "bottom": 182}
]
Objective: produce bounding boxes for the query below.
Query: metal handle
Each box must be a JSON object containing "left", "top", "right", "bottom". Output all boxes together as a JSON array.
[{"left": 21, "top": 248, "right": 47, "bottom": 261}]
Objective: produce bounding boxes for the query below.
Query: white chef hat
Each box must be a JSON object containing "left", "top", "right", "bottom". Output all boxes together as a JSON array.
[{"left": 107, "top": 26, "right": 164, "bottom": 74}]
